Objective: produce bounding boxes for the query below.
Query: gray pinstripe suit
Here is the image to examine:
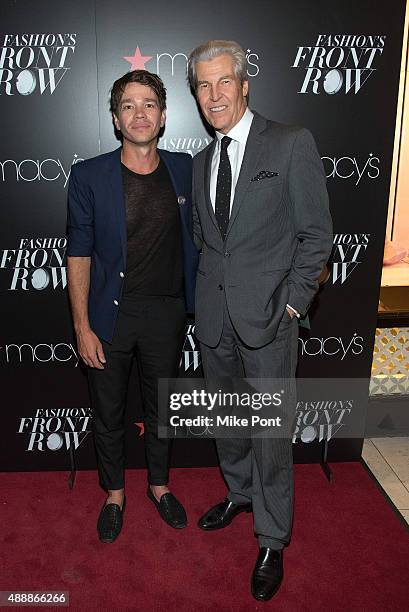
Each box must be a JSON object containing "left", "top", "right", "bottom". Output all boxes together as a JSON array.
[{"left": 192, "top": 111, "right": 333, "bottom": 549}]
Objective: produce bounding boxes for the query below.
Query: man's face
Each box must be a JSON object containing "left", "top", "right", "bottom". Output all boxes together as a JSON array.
[
  {"left": 195, "top": 54, "right": 248, "bottom": 134},
  {"left": 113, "top": 82, "right": 165, "bottom": 146}
]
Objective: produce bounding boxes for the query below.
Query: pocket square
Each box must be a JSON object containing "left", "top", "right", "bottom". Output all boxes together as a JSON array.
[{"left": 250, "top": 170, "right": 279, "bottom": 182}]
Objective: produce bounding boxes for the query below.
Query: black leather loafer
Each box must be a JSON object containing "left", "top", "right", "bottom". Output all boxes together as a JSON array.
[
  {"left": 198, "top": 498, "right": 252, "bottom": 531},
  {"left": 97, "top": 496, "right": 126, "bottom": 543},
  {"left": 251, "top": 547, "right": 283, "bottom": 601},
  {"left": 147, "top": 487, "right": 187, "bottom": 529}
]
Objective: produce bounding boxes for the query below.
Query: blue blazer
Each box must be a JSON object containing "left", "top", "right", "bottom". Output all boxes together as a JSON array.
[{"left": 67, "top": 147, "right": 198, "bottom": 343}]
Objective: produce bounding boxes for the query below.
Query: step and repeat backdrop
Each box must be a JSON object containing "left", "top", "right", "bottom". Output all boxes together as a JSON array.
[{"left": 0, "top": 0, "right": 406, "bottom": 471}]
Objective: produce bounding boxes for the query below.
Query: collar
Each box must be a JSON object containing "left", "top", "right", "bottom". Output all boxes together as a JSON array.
[{"left": 215, "top": 107, "right": 254, "bottom": 145}]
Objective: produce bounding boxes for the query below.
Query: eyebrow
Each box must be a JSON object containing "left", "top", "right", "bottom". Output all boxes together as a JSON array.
[
  {"left": 120, "top": 97, "right": 158, "bottom": 103},
  {"left": 197, "top": 74, "right": 234, "bottom": 85}
]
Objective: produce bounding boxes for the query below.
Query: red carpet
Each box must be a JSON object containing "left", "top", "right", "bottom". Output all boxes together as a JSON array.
[{"left": 0, "top": 463, "right": 408, "bottom": 611}]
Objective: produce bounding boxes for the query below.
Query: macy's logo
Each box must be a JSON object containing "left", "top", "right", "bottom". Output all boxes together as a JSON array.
[
  {"left": 122, "top": 45, "right": 260, "bottom": 77},
  {"left": 298, "top": 333, "right": 364, "bottom": 360}
]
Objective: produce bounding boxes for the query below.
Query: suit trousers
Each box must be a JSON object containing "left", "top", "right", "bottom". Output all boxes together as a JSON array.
[
  {"left": 88, "top": 295, "right": 186, "bottom": 490},
  {"left": 199, "top": 297, "right": 298, "bottom": 550}
]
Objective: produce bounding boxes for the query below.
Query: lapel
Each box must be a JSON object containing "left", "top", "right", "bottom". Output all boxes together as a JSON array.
[
  {"left": 225, "top": 111, "right": 266, "bottom": 238},
  {"left": 158, "top": 148, "right": 189, "bottom": 229},
  {"left": 158, "top": 148, "right": 179, "bottom": 194},
  {"left": 107, "top": 147, "right": 127, "bottom": 265},
  {"left": 203, "top": 139, "right": 219, "bottom": 233}
]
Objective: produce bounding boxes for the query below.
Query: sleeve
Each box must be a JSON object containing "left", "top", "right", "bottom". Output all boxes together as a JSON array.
[
  {"left": 286, "top": 128, "right": 333, "bottom": 317},
  {"left": 66, "top": 164, "right": 94, "bottom": 257}
]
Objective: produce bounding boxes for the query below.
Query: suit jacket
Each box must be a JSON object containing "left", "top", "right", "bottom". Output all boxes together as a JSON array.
[
  {"left": 192, "top": 111, "right": 333, "bottom": 348},
  {"left": 67, "top": 147, "right": 198, "bottom": 343}
]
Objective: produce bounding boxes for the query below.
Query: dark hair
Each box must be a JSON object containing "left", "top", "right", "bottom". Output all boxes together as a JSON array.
[{"left": 110, "top": 70, "right": 167, "bottom": 115}]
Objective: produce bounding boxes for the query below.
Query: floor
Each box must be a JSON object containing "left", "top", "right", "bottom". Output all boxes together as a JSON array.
[
  {"left": 361, "top": 437, "right": 409, "bottom": 524},
  {"left": 2, "top": 463, "right": 409, "bottom": 610}
]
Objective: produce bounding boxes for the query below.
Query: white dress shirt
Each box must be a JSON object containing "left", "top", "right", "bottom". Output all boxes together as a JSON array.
[
  {"left": 210, "top": 107, "right": 254, "bottom": 213},
  {"left": 209, "top": 106, "right": 300, "bottom": 319}
]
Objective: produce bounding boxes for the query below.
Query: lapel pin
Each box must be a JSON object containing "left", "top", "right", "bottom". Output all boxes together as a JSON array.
[{"left": 178, "top": 196, "right": 186, "bottom": 205}]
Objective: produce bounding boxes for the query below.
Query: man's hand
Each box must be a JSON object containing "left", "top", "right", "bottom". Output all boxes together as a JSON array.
[
  {"left": 76, "top": 326, "right": 106, "bottom": 369},
  {"left": 67, "top": 257, "right": 105, "bottom": 368}
]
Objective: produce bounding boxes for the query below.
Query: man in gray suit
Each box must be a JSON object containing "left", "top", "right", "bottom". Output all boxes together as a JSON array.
[{"left": 187, "top": 40, "right": 333, "bottom": 601}]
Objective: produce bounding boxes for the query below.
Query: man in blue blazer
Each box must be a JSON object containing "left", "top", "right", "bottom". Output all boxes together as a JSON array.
[{"left": 66, "top": 70, "right": 198, "bottom": 542}]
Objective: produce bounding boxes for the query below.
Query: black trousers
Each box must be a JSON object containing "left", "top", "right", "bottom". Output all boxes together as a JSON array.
[{"left": 88, "top": 295, "right": 186, "bottom": 490}]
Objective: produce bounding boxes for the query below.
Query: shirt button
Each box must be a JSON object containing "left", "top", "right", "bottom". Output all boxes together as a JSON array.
[
  {"left": 224, "top": 252, "right": 230, "bottom": 258},
  {"left": 119, "top": 272, "right": 124, "bottom": 278},
  {"left": 113, "top": 299, "right": 119, "bottom": 306},
  {"left": 218, "top": 284, "right": 223, "bottom": 291}
]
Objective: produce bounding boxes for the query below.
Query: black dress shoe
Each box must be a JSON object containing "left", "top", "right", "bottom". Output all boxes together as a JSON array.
[
  {"left": 251, "top": 547, "right": 283, "bottom": 601},
  {"left": 198, "top": 498, "right": 252, "bottom": 531},
  {"left": 147, "top": 487, "right": 187, "bottom": 529},
  {"left": 97, "top": 496, "right": 126, "bottom": 543}
]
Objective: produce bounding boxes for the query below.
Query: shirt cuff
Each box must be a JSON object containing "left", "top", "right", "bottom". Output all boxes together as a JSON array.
[{"left": 286, "top": 304, "right": 300, "bottom": 318}]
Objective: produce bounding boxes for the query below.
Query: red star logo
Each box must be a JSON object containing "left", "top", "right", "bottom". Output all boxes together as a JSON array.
[
  {"left": 134, "top": 422, "right": 145, "bottom": 436},
  {"left": 123, "top": 46, "right": 153, "bottom": 71}
]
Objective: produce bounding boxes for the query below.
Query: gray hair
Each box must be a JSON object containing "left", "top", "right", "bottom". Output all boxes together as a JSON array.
[{"left": 187, "top": 40, "right": 247, "bottom": 90}]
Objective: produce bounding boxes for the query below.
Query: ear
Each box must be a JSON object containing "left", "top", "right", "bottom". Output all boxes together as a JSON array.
[
  {"left": 242, "top": 79, "right": 249, "bottom": 98},
  {"left": 113, "top": 113, "right": 120, "bottom": 131},
  {"left": 160, "top": 109, "right": 166, "bottom": 128}
]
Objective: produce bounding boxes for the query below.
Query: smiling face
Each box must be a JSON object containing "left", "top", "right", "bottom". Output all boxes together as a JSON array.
[
  {"left": 113, "top": 82, "right": 165, "bottom": 146},
  {"left": 195, "top": 53, "right": 248, "bottom": 134}
]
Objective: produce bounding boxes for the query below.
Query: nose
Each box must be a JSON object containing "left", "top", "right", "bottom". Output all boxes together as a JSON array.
[
  {"left": 209, "top": 84, "right": 221, "bottom": 102},
  {"left": 134, "top": 104, "right": 146, "bottom": 118}
]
